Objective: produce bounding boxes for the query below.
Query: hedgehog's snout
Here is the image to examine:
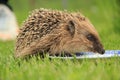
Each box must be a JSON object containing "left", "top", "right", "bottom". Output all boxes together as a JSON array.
[
  {"left": 86, "top": 33, "right": 105, "bottom": 54},
  {"left": 97, "top": 48, "right": 105, "bottom": 54},
  {"left": 94, "top": 43, "right": 105, "bottom": 54},
  {"left": 98, "top": 45, "right": 105, "bottom": 54},
  {"left": 101, "top": 48, "right": 105, "bottom": 54}
]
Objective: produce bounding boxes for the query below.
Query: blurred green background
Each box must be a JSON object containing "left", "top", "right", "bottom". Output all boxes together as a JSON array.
[{"left": 0, "top": 0, "right": 120, "bottom": 80}]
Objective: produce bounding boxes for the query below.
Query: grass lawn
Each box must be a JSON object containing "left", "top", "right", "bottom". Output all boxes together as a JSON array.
[{"left": 0, "top": 0, "right": 120, "bottom": 80}]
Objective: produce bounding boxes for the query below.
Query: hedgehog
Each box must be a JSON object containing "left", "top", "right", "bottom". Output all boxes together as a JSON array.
[{"left": 15, "top": 8, "right": 105, "bottom": 58}]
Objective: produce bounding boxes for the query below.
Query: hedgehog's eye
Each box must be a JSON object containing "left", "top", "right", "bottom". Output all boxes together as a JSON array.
[{"left": 87, "top": 34, "right": 96, "bottom": 41}]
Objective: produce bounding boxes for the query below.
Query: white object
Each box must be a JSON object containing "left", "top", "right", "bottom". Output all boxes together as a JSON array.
[
  {"left": 0, "top": 4, "right": 18, "bottom": 40},
  {"left": 49, "top": 50, "right": 120, "bottom": 59}
]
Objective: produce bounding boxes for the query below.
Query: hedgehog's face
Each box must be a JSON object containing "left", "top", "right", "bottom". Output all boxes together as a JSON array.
[{"left": 62, "top": 18, "right": 105, "bottom": 54}]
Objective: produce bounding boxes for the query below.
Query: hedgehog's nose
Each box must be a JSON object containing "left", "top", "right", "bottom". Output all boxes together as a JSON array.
[{"left": 100, "top": 49, "right": 105, "bottom": 54}]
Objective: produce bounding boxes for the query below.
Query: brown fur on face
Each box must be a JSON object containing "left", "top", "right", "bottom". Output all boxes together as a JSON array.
[{"left": 15, "top": 8, "right": 104, "bottom": 58}]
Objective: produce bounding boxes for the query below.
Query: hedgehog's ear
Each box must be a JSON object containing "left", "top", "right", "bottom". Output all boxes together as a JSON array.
[{"left": 67, "top": 20, "right": 75, "bottom": 36}]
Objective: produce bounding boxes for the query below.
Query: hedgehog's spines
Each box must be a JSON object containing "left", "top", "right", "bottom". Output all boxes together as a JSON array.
[{"left": 16, "top": 8, "right": 81, "bottom": 57}]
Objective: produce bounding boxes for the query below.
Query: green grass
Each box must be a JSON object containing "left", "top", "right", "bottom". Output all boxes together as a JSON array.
[{"left": 0, "top": 0, "right": 120, "bottom": 80}]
